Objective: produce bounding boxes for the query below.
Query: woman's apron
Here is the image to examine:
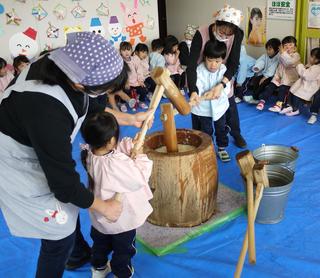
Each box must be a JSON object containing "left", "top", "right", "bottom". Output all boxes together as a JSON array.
[{"left": 0, "top": 66, "right": 89, "bottom": 240}]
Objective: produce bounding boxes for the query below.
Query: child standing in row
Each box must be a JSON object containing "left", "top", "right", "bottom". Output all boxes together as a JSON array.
[
  {"left": 0, "top": 58, "right": 14, "bottom": 94},
  {"left": 244, "top": 38, "right": 281, "bottom": 104},
  {"left": 119, "top": 42, "right": 149, "bottom": 109},
  {"left": 190, "top": 40, "right": 231, "bottom": 162},
  {"left": 279, "top": 47, "right": 320, "bottom": 117},
  {"left": 81, "top": 111, "right": 153, "bottom": 278},
  {"left": 256, "top": 36, "right": 300, "bottom": 111}
]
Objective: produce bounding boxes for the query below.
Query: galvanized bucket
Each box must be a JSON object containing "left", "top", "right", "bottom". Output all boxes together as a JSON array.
[
  {"left": 252, "top": 144, "right": 299, "bottom": 172},
  {"left": 256, "top": 165, "right": 294, "bottom": 224}
]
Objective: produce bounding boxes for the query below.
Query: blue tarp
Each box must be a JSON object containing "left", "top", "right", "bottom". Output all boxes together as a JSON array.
[{"left": 1, "top": 100, "right": 320, "bottom": 278}]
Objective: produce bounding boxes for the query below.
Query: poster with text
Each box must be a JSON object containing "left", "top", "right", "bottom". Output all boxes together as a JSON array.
[
  {"left": 247, "top": 7, "right": 267, "bottom": 46},
  {"left": 308, "top": 1, "right": 320, "bottom": 28},
  {"left": 267, "top": 0, "right": 296, "bottom": 20}
]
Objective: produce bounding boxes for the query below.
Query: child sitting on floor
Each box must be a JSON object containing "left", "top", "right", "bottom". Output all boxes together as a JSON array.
[
  {"left": 234, "top": 45, "right": 256, "bottom": 103},
  {"left": 0, "top": 57, "right": 14, "bottom": 94},
  {"left": 13, "top": 55, "right": 30, "bottom": 76},
  {"left": 244, "top": 38, "right": 281, "bottom": 104},
  {"left": 81, "top": 111, "right": 153, "bottom": 278},
  {"left": 256, "top": 36, "right": 300, "bottom": 111},
  {"left": 119, "top": 42, "right": 149, "bottom": 109},
  {"left": 190, "top": 40, "right": 231, "bottom": 162},
  {"left": 279, "top": 47, "right": 320, "bottom": 117}
]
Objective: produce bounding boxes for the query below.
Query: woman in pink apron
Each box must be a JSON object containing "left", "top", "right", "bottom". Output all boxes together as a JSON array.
[
  {"left": 0, "top": 32, "right": 152, "bottom": 278},
  {"left": 186, "top": 5, "right": 247, "bottom": 148}
]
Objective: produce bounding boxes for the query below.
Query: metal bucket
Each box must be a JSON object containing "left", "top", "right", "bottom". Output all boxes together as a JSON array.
[
  {"left": 256, "top": 165, "right": 294, "bottom": 224},
  {"left": 252, "top": 144, "right": 299, "bottom": 172}
]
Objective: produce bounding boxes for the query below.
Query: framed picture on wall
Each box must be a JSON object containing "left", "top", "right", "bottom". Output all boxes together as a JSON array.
[{"left": 308, "top": 0, "right": 320, "bottom": 28}]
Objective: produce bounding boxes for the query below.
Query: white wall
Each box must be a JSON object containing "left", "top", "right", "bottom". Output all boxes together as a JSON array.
[
  {"left": 166, "top": 0, "right": 296, "bottom": 58},
  {"left": 0, "top": 0, "right": 159, "bottom": 62}
]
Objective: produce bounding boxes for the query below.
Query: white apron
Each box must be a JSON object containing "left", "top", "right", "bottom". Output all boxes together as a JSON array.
[{"left": 0, "top": 66, "right": 89, "bottom": 240}]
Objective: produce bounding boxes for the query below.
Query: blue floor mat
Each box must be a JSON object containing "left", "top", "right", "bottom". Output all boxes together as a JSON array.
[{"left": 1, "top": 100, "right": 320, "bottom": 278}]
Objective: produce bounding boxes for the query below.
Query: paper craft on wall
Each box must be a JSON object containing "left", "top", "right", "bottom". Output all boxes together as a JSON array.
[
  {"left": 32, "top": 3, "right": 48, "bottom": 21},
  {"left": 96, "top": 2, "right": 109, "bottom": 16},
  {"left": 53, "top": 4, "right": 67, "bottom": 20},
  {"left": 120, "top": 0, "right": 146, "bottom": 45},
  {"left": 16, "top": 0, "right": 26, "bottom": 3},
  {"left": 43, "top": 43, "right": 53, "bottom": 53},
  {"left": 108, "top": 16, "right": 126, "bottom": 47},
  {"left": 246, "top": 6, "right": 266, "bottom": 46},
  {"left": 9, "top": 27, "right": 39, "bottom": 60},
  {"left": 71, "top": 3, "right": 87, "bottom": 18},
  {"left": 90, "top": 17, "right": 105, "bottom": 37},
  {"left": 47, "top": 22, "right": 59, "bottom": 39},
  {"left": 6, "top": 9, "right": 22, "bottom": 25},
  {"left": 145, "top": 15, "right": 155, "bottom": 29},
  {"left": 64, "top": 25, "right": 82, "bottom": 41},
  {"left": 139, "top": 0, "right": 151, "bottom": 6},
  {"left": 0, "top": 4, "right": 4, "bottom": 14}
]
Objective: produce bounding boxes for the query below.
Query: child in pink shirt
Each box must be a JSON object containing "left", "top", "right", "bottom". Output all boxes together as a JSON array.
[
  {"left": 0, "top": 58, "right": 14, "bottom": 94},
  {"left": 119, "top": 42, "right": 150, "bottom": 109},
  {"left": 81, "top": 111, "right": 153, "bottom": 278},
  {"left": 163, "top": 35, "right": 184, "bottom": 89}
]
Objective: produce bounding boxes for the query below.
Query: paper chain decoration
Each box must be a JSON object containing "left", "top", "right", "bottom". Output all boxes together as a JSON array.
[
  {"left": 53, "top": 4, "right": 67, "bottom": 20},
  {"left": 6, "top": 9, "right": 22, "bottom": 25},
  {"left": 96, "top": 2, "right": 109, "bottom": 16},
  {"left": 47, "top": 22, "right": 59, "bottom": 39},
  {"left": 32, "top": 3, "right": 48, "bottom": 21},
  {"left": 71, "top": 3, "right": 87, "bottom": 18}
]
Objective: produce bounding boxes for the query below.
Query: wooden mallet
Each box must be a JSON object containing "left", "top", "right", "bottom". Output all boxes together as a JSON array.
[
  {"left": 234, "top": 163, "right": 269, "bottom": 278},
  {"left": 235, "top": 150, "right": 256, "bottom": 265}
]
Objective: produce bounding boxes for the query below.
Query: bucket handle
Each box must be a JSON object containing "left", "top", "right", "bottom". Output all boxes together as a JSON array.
[{"left": 291, "top": 146, "right": 299, "bottom": 153}]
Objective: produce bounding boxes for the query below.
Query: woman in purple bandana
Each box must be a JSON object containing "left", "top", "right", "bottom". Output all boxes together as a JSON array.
[
  {"left": 187, "top": 5, "right": 247, "bottom": 148},
  {"left": 0, "top": 32, "right": 152, "bottom": 278}
]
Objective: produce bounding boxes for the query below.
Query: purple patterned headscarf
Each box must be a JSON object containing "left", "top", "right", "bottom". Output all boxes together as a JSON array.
[{"left": 49, "top": 32, "right": 124, "bottom": 86}]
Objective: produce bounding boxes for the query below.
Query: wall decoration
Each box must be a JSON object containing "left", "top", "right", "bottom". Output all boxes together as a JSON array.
[
  {"left": 71, "top": 3, "right": 87, "bottom": 18},
  {"left": 47, "top": 22, "right": 59, "bottom": 39},
  {"left": 120, "top": 0, "right": 146, "bottom": 45},
  {"left": 267, "top": 0, "right": 296, "bottom": 20},
  {"left": 96, "top": 2, "right": 109, "bottom": 16},
  {"left": 6, "top": 9, "right": 22, "bottom": 25},
  {"left": 90, "top": 17, "right": 105, "bottom": 37},
  {"left": 32, "top": 3, "right": 48, "bottom": 21},
  {"left": 9, "top": 27, "right": 39, "bottom": 60},
  {"left": 16, "top": 0, "right": 26, "bottom": 3},
  {"left": 43, "top": 43, "right": 53, "bottom": 53},
  {"left": 53, "top": 4, "right": 67, "bottom": 20},
  {"left": 108, "top": 16, "right": 126, "bottom": 47},
  {"left": 0, "top": 4, "right": 4, "bottom": 14},
  {"left": 145, "top": 15, "right": 155, "bottom": 29},
  {"left": 308, "top": 1, "right": 320, "bottom": 29},
  {"left": 246, "top": 7, "right": 267, "bottom": 46},
  {"left": 139, "top": 0, "right": 151, "bottom": 6},
  {"left": 63, "top": 25, "right": 83, "bottom": 41}
]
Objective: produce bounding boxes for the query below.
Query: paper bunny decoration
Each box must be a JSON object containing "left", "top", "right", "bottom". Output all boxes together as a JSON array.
[{"left": 120, "top": 0, "right": 146, "bottom": 45}]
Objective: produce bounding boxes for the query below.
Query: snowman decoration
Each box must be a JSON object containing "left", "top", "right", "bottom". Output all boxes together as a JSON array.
[
  {"left": 9, "top": 27, "right": 39, "bottom": 60},
  {"left": 89, "top": 17, "right": 105, "bottom": 38},
  {"left": 108, "top": 16, "right": 126, "bottom": 48}
]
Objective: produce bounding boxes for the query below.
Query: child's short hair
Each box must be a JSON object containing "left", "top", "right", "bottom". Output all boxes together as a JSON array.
[
  {"left": 119, "top": 41, "right": 132, "bottom": 52},
  {"left": 151, "top": 39, "right": 164, "bottom": 52},
  {"left": 265, "top": 38, "right": 281, "bottom": 52},
  {"left": 13, "top": 55, "right": 30, "bottom": 69},
  {"left": 163, "top": 35, "right": 179, "bottom": 54},
  {"left": 282, "top": 36, "right": 297, "bottom": 46},
  {"left": 203, "top": 40, "right": 227, "bottom": 60},
  {"left": 135, "top": 43, "right": 148, "bottom": 53},
  {"left": 81, "top": 111, "right": 120, "bottom": 150},
  {"left": 0, "top": 57, "right": 7, "bottom": 69},
  {"left": 311, "top": 47, "right": 320, "bottom": 64}
]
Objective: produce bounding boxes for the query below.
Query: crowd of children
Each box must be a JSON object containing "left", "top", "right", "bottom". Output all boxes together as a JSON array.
[
  {"left": 235, "top": 36, "right": 320, "bottom": 124},
  {"left": 0, "top": 25, "right": 319, "bottom": 278}
]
